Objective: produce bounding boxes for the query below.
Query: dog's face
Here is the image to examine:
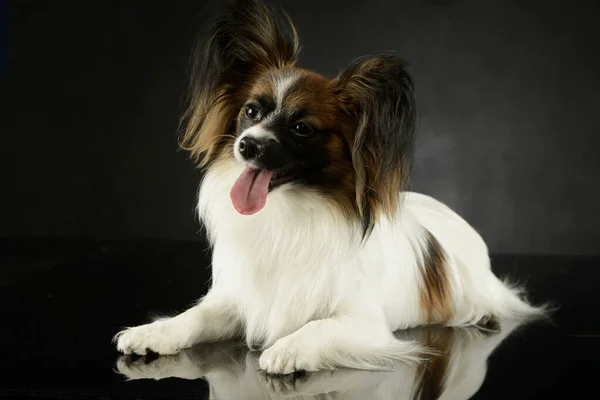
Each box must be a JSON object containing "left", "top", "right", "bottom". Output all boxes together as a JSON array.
[
  {"left": 231, "top": 69, "right": 356, "bottom": 209},
  {"left": 180, "top": 0, "right": 416, "bottom": 231}
]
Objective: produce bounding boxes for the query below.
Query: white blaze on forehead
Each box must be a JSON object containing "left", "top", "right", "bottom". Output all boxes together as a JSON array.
[{"left": 272, "top": 71, "right": 301, "bottom": 113}]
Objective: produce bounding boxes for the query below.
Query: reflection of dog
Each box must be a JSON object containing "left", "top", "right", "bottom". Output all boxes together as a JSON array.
[
  {"left": 115, "top": 0, "right": 545, "bottom": 374},
  {"left": 117, "top": 319, "right": 527, "bottom": 400}
]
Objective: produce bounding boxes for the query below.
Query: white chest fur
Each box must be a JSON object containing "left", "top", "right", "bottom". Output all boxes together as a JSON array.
[{"left": 199, "top": 161, "right": 365, "bottom": 347}]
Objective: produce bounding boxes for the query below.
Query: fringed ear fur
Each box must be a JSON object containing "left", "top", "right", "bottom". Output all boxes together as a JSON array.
[
  {"left": 179, "top": 0, "right": 300, "bottom": 166},
  {"left": 332, "top": 53, "right": 417, "bottom": 227}
]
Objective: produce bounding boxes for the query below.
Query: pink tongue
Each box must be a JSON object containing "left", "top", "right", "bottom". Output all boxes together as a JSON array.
[{"left": 230, "top": 167, "right": 274, "bottom": 215}]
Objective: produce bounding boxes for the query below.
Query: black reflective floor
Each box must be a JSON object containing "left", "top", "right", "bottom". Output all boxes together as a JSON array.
[{"left": 1, "top": 239, "right": 598, "bottom": 399}]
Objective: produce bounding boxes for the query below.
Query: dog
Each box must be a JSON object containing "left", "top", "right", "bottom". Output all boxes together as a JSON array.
[{"left": 115, "top": 0, "right": 544, "bottom": 375}]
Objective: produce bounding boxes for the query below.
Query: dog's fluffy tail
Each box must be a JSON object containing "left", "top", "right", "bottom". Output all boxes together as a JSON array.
[{"left": 482, "top": 275, "right": 552, "bottom": 323}]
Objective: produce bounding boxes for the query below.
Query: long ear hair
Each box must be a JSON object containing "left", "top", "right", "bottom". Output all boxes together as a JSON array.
[
  {"left": 332, "top": 53, "right": 416, "bottom": 229},
  {"left": 179, "top": 0, "right": 300, "bottom": 166}
]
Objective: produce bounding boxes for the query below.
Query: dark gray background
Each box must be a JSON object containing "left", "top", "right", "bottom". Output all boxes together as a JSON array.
[{"left": 3, "top": 0, "right": 599, "bottom": 255}]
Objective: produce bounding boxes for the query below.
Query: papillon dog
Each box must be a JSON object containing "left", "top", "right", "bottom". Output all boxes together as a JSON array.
[{"left": 115, "top": 0, "right": 544, "bottom": 375}]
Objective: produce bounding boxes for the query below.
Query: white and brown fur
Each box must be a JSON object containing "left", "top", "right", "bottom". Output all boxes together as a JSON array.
[{"left": 114, "top": 0, "right": 544, "bottom": 374}]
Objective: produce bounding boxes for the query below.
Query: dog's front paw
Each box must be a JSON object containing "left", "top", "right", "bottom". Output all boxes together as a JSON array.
[
  {"left": 114, "top": 321, "right": 183, "bottom": 356},
  {"left": 259, "top": 337, "right": 322, "bottom": 375}
]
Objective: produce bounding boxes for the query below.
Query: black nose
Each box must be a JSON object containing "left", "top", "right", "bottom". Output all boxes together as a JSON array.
[{"left": 238, "top": 137, "right": 264, "bottom": 160}]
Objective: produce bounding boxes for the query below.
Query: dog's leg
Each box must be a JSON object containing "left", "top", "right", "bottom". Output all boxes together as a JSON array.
[
  {"left": 258, "top": 313, "right": 423, "bottom": 375},
  {"left": 114, "top": 292, "right": 240, "bottom": 355}
]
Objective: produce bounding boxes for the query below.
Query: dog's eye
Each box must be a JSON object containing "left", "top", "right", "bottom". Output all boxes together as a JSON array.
[
  {"left": 291, "top": 122, "right": 312, "bottom": 136},
  {"left": 245, "top": 104, "right": 261, "bottom": 121}
]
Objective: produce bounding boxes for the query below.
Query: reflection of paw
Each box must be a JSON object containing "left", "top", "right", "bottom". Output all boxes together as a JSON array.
[
  {"left": 258, "top": 371, "right": 308, "bottom": 396},
  {"left": 116, "top": 352, "right": 202, "bottom": 381},
  {"left": 259, "top": 337, "right": 322, "bottom": 375},
  {"left": 114, "top": 321, "right": 183, "bottom": 355}
]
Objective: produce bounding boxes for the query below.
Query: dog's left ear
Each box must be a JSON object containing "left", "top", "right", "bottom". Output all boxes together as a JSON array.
[
  {"left": 179, "top": 0, "right": 300, "bottom": 167},
  {"left": 332, "top": 53, "right": 416, "bottom": 224}
]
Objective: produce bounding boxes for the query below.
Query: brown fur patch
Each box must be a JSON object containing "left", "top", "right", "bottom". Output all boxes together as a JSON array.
[
  {"left": 248, "top": 73, "right": 280, "bottom": 100},
  {"left": 322, "top": 131, "right": 358, "bottom": 217},
  {"left": 420, "top": 231, "right": 453, "bottom": 324},
  {"left": 283, "top": 72, "right": 362, "bottom": 220},
  {"left": 181, "top": 88, "right": 248, "bottom": 165}
]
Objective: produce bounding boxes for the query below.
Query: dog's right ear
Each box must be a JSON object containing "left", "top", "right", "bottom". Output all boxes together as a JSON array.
[
  {"left": 180, "top": 0, "right": 300, "bottom": 166},
  {"left": 331, "top": 53, "right": 416, "bottom": 231}
]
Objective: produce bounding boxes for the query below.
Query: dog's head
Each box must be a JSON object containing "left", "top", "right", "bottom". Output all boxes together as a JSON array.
[{"left": 180, "top": 0, "right": 416, "bottom": 232}]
